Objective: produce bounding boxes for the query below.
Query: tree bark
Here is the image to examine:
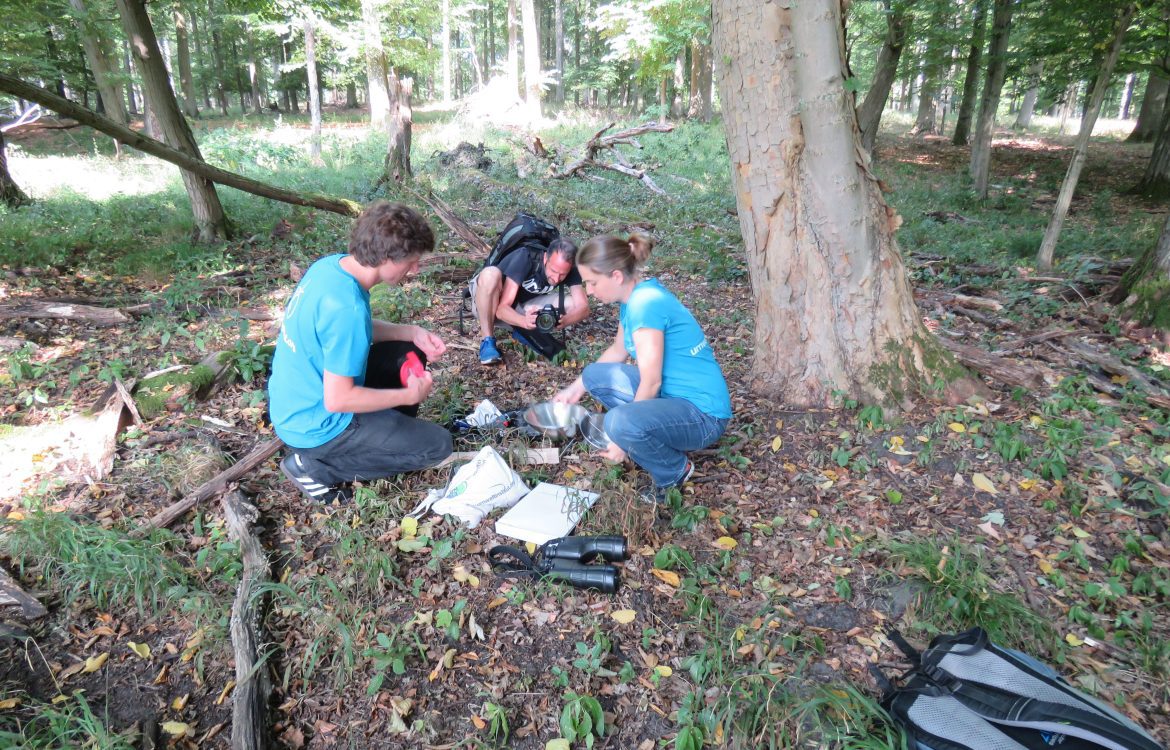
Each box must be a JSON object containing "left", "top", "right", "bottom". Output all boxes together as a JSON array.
[
  {"left": 970, "top": 0, "right": 1014, "bottom": 198},
  {"left": 521, "top": 0, "right": 542, "bottom": 120},
  {"left": 1037, "top": 3, "right": 1137, "bottom": 270},
  {"left": 173, "top": 6, "right": 199, "bottom": 119},
  {"left": 305, "top": 10, "right": 322, "bottom": 165},
  {"left": 1119, "top": 72, "right": 1136, "bottom": 119},
  {"left": 442, "top": 0, "right": 452, "bottom": 103},
  {"left": 245, "top": 23, "right": 262, "bottom": 115},
  {"left": 191, "top": 13, "right": 211, "bottom": 111},
  {"left": 70, "top": 0, "right": 130, "bottom": 127},
  {"left": 688, "top": 32, "right": 713, "bottom": 121},
  {"left": 713, "top": 0, "right": 968, "bottom": 408},
  {"left": 382, "top": 71, "right": 412, "bottom": 182},
  {"left": 555, "top": 0, "right": 565, "bottom": 104},
  {"left": 911, "top": 4, "right": 949, "bottom": 136},
  {"left": 0, "top": 131, "right": 31, "bottom": 209},
  {"left": 508, "top": 0, "right": 520, "bottom": 98},
  {"left": 0, "top": 73, "right": 362, "bottom": 218},
  {"left": 858, "top": 0, "right": 909, "bottom": 152},
  {"left": 1134, "top": 89, "right": 1170, "bottom": 197},
  {"left": 1013, "top": 61, "right": 1042, "bottom": 129},
  {"left": 1111, "top": 210, "right": 1170, "bottom": 316},
  {"left": 1130, "top": 69, "right": 1170, "bottom": 142},
  {"left": 361, "top": 0, "right": 391, "bottom": 130},
  {"left": 952, "top": 0, "right": 988, "bottom": 145},
  {"left": 116, "top": 0, "right": 228, "bottom": 242}
]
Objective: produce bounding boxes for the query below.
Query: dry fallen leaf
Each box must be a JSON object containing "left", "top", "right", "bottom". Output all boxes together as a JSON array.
[
  {"left": 162, "top": 721, "right": 192, "bottom": 737},
  {"left": 126, "top": 641, "right": 151, "bottom": 659},
  {"left": 82, "top": 652, "right": 108, "bottom": 674},
  {"left": 714, "top": 536, "right": 738, "bottom": 550},
  {"left": 611, "top": 609, "right": 637, "bottom": 624},
  {"left": 651, "top": 568, "right": 681, "bottom": 587},
  {"left": 971, "top": 473, "right": 998, "bottom": 495}
]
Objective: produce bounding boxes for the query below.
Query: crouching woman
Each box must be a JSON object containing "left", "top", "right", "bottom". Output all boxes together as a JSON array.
[{"left": 553, "top": 233, "right": 732, "bottom": 503}]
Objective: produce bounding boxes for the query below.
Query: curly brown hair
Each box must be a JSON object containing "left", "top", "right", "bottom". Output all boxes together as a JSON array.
[{"left": 348, "top": 201, "right": 435, "bottom": 266}]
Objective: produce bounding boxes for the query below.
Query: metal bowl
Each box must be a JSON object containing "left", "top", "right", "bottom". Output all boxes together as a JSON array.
[
  {"left": 579, "top": 412, "right": 613, "bottom": 450},
  {"left": 524, "top": 401, "right": 588, "bottom": 439}
]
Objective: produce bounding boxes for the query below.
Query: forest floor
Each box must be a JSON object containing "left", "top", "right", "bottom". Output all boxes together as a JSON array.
[{"left": 0, "top": 112, "right": 1168, "bottom": 749}]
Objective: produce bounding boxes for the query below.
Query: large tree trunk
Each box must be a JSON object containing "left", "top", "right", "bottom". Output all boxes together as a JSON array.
[
  {"left": 1037, "top": 3, "right": 1137, "bottom": 270},
  {"left": 382, "top": 71, "right": 412, "bottom": 182},
  {"left": 1110, "top": 211, "right": 1170, "bottom": 328},
  {"left": 305, "top": 10, "right": 322, "bottom": 165},
  {"left": 0, "top": 131, "right": 31, "bottom": 209},
  {"left": 1013, "top": 61, "right": 1042, "bottom": 129},
  {"left": 0, "top": 73, "right": 361, "bottom": 217},
  {"left": 70, "top": 0, "right": 129, "bottom": 127},
  {"left": 858, "top": 0, "right": 909, "bottom": 152},
  {"left": 1133, "top": 91, "right": 1170, "bottom": 197},
  {"left": 116, "top": 0, "right": 228, "bottom": 242},
  {"left": 442, "top": 0, "right": 452, "bottom": 103},
  {"left": 555, "top": 0, "right": 565, "bottom": 103},
  {"left": 1119, "top": 72, "right": 1136, "bottom": 119},
  {"left": 952, "top": 0, "right": 988, "bottom": 145},
  {"left": 521, "top": 0, "right": 542, "bottom": 120},
  {"left": 508, "top": 0, "right": 520, "bottom": 98},
  {"left": 713, "top": 0, "right": 967, "bottom": 408},
  {"left": 1128, "top": 69, "right": 1169, "bottom": 142},
  {"left": 970, "top": 0, "right": 1015, "bottom": 198},
  {"left": 362, "top": 0, "right": 391, "bottom": 130},
  {"left": 173, "top": 7, "right": 199, "bottom": 119}
]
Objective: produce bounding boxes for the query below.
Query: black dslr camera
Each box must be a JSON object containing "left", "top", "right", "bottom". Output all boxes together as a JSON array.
[
  {"left": 535, "top": 304, "right": 561, "bottom": 334},
  {"left": 489, "top": 535, "right": 629, "bottom": 593}
]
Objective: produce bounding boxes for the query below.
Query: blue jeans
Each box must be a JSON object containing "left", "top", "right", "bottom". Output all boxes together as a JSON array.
[{"left": 582, "top": 363, "right": 729, "bottom": 487}]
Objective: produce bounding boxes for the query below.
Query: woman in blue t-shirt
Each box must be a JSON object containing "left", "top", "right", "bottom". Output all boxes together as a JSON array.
[{"left": 554, "top": 233, "right": 732, "bottom": 503}]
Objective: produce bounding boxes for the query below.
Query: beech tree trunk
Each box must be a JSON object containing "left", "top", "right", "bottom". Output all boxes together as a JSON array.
[
  {"left": 713, "top": 0, "right": 967, "bottom": 408},
  {"left": 521, "top": 0, "right": 542, "bottom": 120},
  {"left": 245, "top": 24, "right": 262, "bottom": 115},
  {"left": 382, "top": 71, "right": 412, "bottom": 182},
  {"left": 1037, "top": 3, "right": 1137, "bottom": 270},
  {"left": 1128, "top": 69, "right": 1169, "bottom": 142},
  {"left": 508, "top": 0, "right": 520, "bottom": 98},
  {"left": 116, "top": 0, "right": 228, "bottom": 242},
  {"left": 1119, "top": 72, "right": 1136, "bottom": 119},
  {"left": 191, "top": 13, "right": 212, "bottom": 110},
  {"left": 0, "top": 73, "right": 362, "bottom": 217},
  {"left": 362, "top": 0, "right": 391, "bottom": 130},
  {"left": 1014, "top": 61, "right": 1042, "bottom": 129},
  {"left": 0, "top": 131, "right": 30, "bottom": 209},
  {"left": 442, "top": 0, "right": 452, "bottom": 103},
  {"left": 858, "top": 0, "right": 909, "bottom": 152},
  {"left": 555, "top": 0, "right": 565, "bottom": 104},
  {"left": 70, "top": 0, "right": 129, "bottom": 127},
  {"left": 305, "top": 10, "right": 322, "bottom": 165},
  {"left": 1111, "top": 211, "right": 1170, "bottom": 326},
  {"left": 173, "top": 7, "right": 199, "bottom": 119},
  {"left": 911, "top": 4, "right": 949, "bottom": 136},
  {"left": 970, "top": 0, "right": 1014, "bottom": 198},
  {"left": 952, "top": 0, "right": 988, "bottom": 145},
  {"left": 1134, "top": 89, "right": 1170, "bottom": 197}
]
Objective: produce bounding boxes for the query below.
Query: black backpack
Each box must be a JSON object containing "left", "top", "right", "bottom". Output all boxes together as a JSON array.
[
  {"left": 874, "top": 628, "right": 1164, "bottom": 750},
  {"left": 485, "top": 212, "right": 560, "bottom": 269}
]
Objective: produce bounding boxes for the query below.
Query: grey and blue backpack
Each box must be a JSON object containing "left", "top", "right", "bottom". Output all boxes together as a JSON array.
[{"left": 875, "top": 628, "right": 1164, "bottom": 750}]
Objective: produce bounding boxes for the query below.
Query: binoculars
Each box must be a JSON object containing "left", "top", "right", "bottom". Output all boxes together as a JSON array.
[{"left": 489, "top": 535, "right": 629, "bottom": 594}]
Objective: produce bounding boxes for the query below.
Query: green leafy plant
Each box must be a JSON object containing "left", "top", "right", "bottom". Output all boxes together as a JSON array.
[{"left": 559, "top": 691, "right": 605, "bottom": 748}]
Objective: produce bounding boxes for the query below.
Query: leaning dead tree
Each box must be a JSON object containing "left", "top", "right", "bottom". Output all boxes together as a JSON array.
[
  {"left": 553, "top": 121, "right": 674, "bottom": 195},
  {"left": 0, "top": 74, "right": 361, "bottom": 218}
]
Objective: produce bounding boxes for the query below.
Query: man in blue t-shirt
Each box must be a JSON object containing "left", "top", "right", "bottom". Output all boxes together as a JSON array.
[
  {"left": 268, "top": 201, "right": 453, "bottom": 503},
  {"left": 468, "top": 239, "right": 591, "bottom": 364}
]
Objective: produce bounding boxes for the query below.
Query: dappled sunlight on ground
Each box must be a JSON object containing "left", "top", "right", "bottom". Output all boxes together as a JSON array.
[{"left": 7, "top": 152, "right": 175, "bottom": 201}]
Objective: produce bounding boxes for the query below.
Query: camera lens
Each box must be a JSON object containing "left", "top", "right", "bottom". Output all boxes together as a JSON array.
[{"left": 535, "top": 307, "right": 558, "bottom": 333}]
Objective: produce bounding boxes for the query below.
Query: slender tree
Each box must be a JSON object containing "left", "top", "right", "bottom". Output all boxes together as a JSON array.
[
  {"left": 858, "top": 0, "right": 911, "bottom": 152},
  {"left": 70, "top": 0, "right": 129, "bottom": 127},
  {"left": 911, "top": 2, "right": 950, "bottom": 136},
  {"left": 0, "top": 130, "right": 30, "bottom": 209},
  {"left": 115, "top": 0, "right": 228, "bottom": 241},
  {"left": 952, "top": 0, "right": 988, "bottom": 145},
  {"left": 305, "top": 8, "right": 322, "bottom": 165},
  {"left": 521, "top": 0, "right": 541, "bottom": 119},
  {"left": 442, "top": 0, "right": 452, "bottom": 102},
  {"left": 1037, "top": 3, "right": 1137, "bottom": 269},
  {"left": 173, "top": 5, "right": 199, "bottom": 118},
  {"left": 1013, "top": 61, "right": 1042, "bottom": 129},
  {"left": 970, "top": 0, "right": 1014, "bottom": 198},
  {"left": 713, "top": 0, "right": 970, "bottom": 407},
  {"left": 555, "top": 0, "right": 564, "bottom": 103},
  {"left": 362, "top": 0, "right": 391, "bottom": 130}
]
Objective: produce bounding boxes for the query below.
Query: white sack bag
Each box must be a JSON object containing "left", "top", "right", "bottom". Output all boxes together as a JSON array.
[{"left": 410, "top": 445, "right": 529, "bottom": 528}]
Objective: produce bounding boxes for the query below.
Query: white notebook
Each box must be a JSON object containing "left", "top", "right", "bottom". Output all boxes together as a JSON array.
[{"left": 494, "top": 482, "right": 601, "bottom": 545}]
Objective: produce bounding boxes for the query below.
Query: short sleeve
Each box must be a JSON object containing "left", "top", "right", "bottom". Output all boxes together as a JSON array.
[
  {"left": 625, "top": 287, "right": 669, "bottom": 333},
  {"left": 565, "top": 265, "right": 582, "bottom": 286},
  {"left": 496, "top": 250, "right": 532, "bottom": 286},
  {"left": 319, "top": 299, "right": 369, "bottom": 378}
]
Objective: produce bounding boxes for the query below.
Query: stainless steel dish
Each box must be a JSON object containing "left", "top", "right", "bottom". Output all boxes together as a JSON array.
[
  {"left": 578, "top": 412, "right": 612, "bottom": 450},
  {"left": 524, "top": 401, "right": 588, "bottom": 439}
]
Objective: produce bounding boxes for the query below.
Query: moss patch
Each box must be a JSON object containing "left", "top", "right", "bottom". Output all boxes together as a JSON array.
[
  {"left": 868, "top": 333, "right": 968, "bottom": 407},
  {"left": 1126, "top": 280, "right": 1170, "bottom": 331},
  {"left": 135, "top": 365, "right": 217, "bottom": 419}
]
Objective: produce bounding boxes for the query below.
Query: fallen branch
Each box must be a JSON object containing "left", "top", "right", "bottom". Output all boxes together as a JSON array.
[
  {"left": 135, "top": 438, "right": 283, "bottom": 534},
  {"left": 404, "top": 186, "right": 492, "bottom": 257},
  {"left": 221, "top": 490, "right": 272, "bottom": 750},
  {"left": 1060, "top": 340, "right": 1170, "bottom": 409},
  {"left": 937, "top": 338, "right": 1059, "bottom": 390},
  {"left": 0, "top": 566, "right": 48, "bottom": 620},
  {"left": 0, "top": 298, "right": 129, "bottom": 326},
  {"left": 553, "top": 121, "right": 674, "bottom": 194}
]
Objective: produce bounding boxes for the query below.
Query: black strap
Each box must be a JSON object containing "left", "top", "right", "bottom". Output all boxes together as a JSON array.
[
  {"left": 889, "top": 630, "right": 922, "bottom": 661},
  {"left": 869, "top": 664, "right": 897, "bottom": 696}
]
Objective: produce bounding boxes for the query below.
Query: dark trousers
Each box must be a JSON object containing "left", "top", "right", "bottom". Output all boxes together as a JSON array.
[{"left": 293, "top": 341, "right": 453, "bottom": 485}]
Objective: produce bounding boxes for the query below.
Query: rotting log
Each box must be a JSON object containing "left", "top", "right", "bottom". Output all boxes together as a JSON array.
[
  {"left": 1059, "top": 340, "right": 1170, "bottom": 409},
  {"left": 405, "top": 186, "right": 492, "bottom": 256},
  {"left": 938, "top": 337, "right": 1058, "bottom": 390},
  {"left": 0, "top": 298, "right": 130, "bottom": 326},
  {"left": 221, "top": 490, "right": 272, "bottom": 750},
  {"left": 135, "top": 437, "right": 283, "bottom": 534},
  {"left": 0, "top": 73, "right": 361, "bottom": 218}
]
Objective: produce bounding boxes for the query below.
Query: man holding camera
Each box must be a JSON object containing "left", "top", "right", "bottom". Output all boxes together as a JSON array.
[{"left": 471, "top": 238, "right": 590, "bottom": 363}]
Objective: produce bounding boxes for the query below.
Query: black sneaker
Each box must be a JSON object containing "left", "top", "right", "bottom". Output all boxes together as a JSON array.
[
  {"left": 279, "top": 454, "right": 353, "bottom": 504},
  {"left": 638, "top": 460, "right": 695, "bottom": 505}
]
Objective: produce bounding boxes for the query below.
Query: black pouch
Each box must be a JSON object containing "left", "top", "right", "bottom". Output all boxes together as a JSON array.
[{"left": 516, "top": 328, "right": 566, "bottom": 359}]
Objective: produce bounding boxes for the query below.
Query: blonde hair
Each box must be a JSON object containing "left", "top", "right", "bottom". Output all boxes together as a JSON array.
[{"left": 577, "top": 233, "right": 655, "bottom": 279}]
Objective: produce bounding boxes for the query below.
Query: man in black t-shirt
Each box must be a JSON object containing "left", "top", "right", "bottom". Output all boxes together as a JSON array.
[{"left": 469, "top": 238, "right": 590, "bottom": 364}]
